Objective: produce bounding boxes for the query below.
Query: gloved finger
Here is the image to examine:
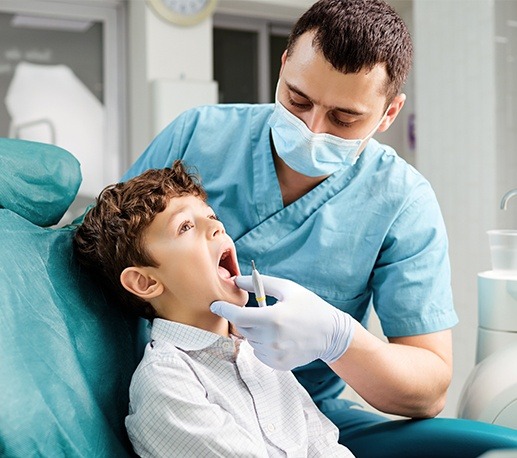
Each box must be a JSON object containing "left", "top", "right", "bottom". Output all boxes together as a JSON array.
[
  {"left": 235, "top": 274, "right": 290, "bottom": 301},
  {"left": 232, "top": 275, "right": 254, "bottom": 292},
  {"left": 210, "top": 300, "right": 274, "bottom": 328},
  {"left": 210, "top": 300, "right": 243, "bottom": 322}
]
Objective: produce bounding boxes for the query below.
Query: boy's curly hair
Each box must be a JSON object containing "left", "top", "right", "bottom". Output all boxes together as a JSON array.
[{"left": 74, "top": 160, "right": 207, "bottom": 320}]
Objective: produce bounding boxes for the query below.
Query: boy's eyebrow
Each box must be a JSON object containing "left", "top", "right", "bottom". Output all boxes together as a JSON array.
[
  {"left": 285, "top": 80, "right": 364, "bottom": 117},
  {"left": 163, "top": 199, "right": 211, "bottom": 227},
  {"left": 164, "top": 204, "right": 187, "bottom": 227}
]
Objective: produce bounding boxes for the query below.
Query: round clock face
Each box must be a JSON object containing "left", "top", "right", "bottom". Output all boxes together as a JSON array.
[
  {"left": 148, "top": 0, "right": 218, "bottom": 26},
  {"left": 164, "top": 0, "right": 210, "bottom": 15}
]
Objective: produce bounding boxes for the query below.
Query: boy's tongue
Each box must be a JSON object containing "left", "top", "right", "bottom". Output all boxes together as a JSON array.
[{"left": 218, "top": 265, "right": 231, "bottom": 279}]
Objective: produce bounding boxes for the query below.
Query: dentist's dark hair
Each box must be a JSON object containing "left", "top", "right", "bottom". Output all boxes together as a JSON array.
[
  {"left": 286, "top": 0, "right": 413, "bottom": 103},
  {"left": 74, "top": 161, "right": 206, "bottom": 320}
]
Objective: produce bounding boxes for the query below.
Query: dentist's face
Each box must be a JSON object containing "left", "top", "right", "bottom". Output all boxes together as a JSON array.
[
  {"left": 143, "top": 195, "right": 248, "bottom": 326},
  {"left": 278, "top": 31, "right": 404, "bottom": 145}
]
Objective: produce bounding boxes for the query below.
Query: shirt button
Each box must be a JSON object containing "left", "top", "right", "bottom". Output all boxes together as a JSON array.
[
  {"left": 267, "top": 423, "right": 275, "bottom": 432},
  {"left": 222, "top": 342, "right": 233, "bottom": 350}
]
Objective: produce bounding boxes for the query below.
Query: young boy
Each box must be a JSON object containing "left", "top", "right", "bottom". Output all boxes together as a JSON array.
[{"left": 74, "top": 161, "right": 353, "bottom": 457}]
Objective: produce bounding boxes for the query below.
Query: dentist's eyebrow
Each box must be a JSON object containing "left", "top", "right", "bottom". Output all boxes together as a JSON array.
[{"left": 285, "top": 80, "right": 365, "bottom": 117}]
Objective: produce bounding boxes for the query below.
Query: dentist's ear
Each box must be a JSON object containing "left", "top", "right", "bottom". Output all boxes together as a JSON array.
[
  {"left": 280, "top": 50, "right": 288, "bottom": 72},
  {"left": 377, "top": 93, "right": 406, "bottom": 133},
  {"left": 120, "top": 267, "right": 164, "bottom": 299}
]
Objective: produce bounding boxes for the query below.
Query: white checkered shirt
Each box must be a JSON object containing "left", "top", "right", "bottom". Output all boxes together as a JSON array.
[{"left": 125, "top": 319, "right": 353, "bottom": 457}]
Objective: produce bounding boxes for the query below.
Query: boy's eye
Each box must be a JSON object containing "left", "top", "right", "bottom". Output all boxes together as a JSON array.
[
  {"left": 179, "top": 220, "right": 194, "bottom": 234},
  {"left": 208, "top": 214, "right": 218, "bottom": 221}
]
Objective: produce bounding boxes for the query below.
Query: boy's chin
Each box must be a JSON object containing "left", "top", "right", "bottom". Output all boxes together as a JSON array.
[
  {"left": 232, "top": 290, "right": 249, "bottom": 307},
  {"left": 211, "top": 290, "right": 249, "bottom": 308}
]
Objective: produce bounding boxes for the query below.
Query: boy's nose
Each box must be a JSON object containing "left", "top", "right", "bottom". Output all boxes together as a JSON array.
[{"left": 208, "top": 219, "right": 225, "bottom": 238}]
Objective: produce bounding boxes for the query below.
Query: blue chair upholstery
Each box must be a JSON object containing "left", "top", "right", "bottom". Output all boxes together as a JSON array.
[
  {"left": 321, "top": 396, "right": 517, "bottom": 457},
  {"left": 1, "top": 138, "right": 516, "bottom": 457},
  {"left": 346, "top": 418, "right": 517, "bottom": 457},
  {"left": 0, "top": 139, "right": 138, "bottom": 457}
]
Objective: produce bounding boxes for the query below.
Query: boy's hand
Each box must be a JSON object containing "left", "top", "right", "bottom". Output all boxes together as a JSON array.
[{"left": 210, "top": 275, "right": 356, "bottom": 371}]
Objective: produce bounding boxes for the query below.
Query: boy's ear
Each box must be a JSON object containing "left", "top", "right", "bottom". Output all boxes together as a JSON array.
[{"left": 120, "top": 267, "right": 164, "bottom": 299}]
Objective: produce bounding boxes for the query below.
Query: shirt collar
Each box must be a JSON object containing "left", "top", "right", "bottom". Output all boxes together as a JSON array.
[{"left": 151, "top": 318, "right": 234, "bottom": 351}]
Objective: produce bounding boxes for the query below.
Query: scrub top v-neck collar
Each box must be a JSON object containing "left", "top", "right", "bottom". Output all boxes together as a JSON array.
[{"left": 250, "top": 111, "right": 283, "bottom": 221}]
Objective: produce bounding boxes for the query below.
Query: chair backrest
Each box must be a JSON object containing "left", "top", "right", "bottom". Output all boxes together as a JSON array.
[{"left": 0, "top": 139, "right": 138, "bottom": 457}]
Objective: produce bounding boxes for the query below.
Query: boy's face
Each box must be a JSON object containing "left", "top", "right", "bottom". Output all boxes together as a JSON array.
[{"left": 140, "top": 194, "right": 248, "bottom": 327}]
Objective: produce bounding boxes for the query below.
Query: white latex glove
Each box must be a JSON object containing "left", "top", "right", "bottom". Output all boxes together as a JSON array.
[{"left": 210, "top": 275, "right": 356, "bottom": 371}]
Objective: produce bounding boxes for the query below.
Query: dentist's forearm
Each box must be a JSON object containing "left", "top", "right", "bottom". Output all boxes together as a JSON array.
[{"left": 329, "top": 324, "right": 452, "bottom": 418}]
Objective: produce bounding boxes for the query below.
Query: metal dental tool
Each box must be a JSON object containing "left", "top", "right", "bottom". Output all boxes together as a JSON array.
[{"left": 251, "top": 260, "right": 267, "bottom": 307}]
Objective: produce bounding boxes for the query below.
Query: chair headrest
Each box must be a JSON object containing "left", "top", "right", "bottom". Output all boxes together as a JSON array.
[{"left": 0, "top": 138, "right": 81, "bottom": 226}]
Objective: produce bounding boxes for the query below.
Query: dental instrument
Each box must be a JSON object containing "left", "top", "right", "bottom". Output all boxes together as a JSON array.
[{"left": 251, "top": 260, "right": 267, "bottom": 307}]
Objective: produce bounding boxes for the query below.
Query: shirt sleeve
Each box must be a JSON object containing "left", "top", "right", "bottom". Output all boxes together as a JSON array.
[
  {"left": 371, "top": 182, "right": 458, "bottom": 337},
  {"left": 125, "top": 357, "right": 268, "bottom": 458}
]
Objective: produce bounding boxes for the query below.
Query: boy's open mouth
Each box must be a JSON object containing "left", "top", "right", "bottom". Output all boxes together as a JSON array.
[{"left": 218, "top": 248, "right": 239, "bottom": 280}]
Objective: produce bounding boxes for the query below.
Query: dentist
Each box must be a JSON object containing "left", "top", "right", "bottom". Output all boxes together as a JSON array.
[{"left": 123, "top": 0, "right": 469, "bottom": 452}]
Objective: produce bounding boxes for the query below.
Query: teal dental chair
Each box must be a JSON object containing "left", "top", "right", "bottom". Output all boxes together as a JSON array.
[
  {"left": 0, "top": 138, "right": 138, "bottom": 457},
  {"left": 1, "top": 138, "right": 517, "bottom": 457}
]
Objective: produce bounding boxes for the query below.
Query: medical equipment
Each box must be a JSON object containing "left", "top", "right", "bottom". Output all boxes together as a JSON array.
[
  {"left": 251, "top": 260, "right": 267, "bottom": 307},
  {"left": 458, "top": 272, "right": 517, "bottom": 428},
  {"left": 458, "top": 191, "right": 517, "bottom": 429}
]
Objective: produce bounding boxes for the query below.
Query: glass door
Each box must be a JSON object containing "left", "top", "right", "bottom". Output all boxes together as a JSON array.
[{"left": 213, "top": 15, "right": 291, "bottom": 104}]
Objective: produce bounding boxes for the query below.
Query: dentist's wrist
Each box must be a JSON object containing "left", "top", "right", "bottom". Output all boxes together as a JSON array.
[{"left": 321, "top": 310, "right": 356, "bottom": 365}]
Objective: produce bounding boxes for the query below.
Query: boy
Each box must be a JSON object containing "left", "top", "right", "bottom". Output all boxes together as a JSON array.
[{"left": 74, "top": 161, "right": 353, "bottom": 457}]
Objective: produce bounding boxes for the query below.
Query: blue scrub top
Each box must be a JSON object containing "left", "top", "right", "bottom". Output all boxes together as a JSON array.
[{"left": 123, "top": 103, "right": 458, "bottom": 402}]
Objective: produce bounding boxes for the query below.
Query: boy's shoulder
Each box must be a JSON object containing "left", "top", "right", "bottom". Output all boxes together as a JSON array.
[
  {"left": 136, "top": 340, "right": 188, "bottom": 369},
  {"left": 129, "top": 340, "right": 198, "bottom": 394},
  {"left": 131, "top": 319, "right": 222, "bottom": 386}
]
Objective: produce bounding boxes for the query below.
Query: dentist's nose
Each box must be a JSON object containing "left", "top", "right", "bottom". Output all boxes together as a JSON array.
[{"left": 304, "top": 107, "right": 327, "bottom": 134}]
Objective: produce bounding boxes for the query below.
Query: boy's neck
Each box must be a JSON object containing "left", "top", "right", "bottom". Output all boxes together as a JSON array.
[
  {"left": 158, "top": 308, "right": 231, "bottom": 337},
  {"left": 208, "top": 319, "right": 231, "bottom": 337},
  {"left": 151, "top": 294, "right": 232, "bottom": 337}
]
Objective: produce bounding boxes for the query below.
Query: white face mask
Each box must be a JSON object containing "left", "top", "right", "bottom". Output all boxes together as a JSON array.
[{"left": 268, "top": 93, "right": 387, "bottom": 177}]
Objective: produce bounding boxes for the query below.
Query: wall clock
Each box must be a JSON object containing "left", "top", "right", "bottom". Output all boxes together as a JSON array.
[{"left": 147, "top": 0, "right": 218, "bottom": 26}]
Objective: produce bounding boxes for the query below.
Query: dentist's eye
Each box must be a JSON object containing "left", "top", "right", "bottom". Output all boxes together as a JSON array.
[
  {"left": 288, "top": 96, "right": 311, "bottom": 110},
  {"left": 332, "top": 117, "right": 353, "bottom": 128},
  {"left": 179, "top": 220, "right": 194, "bottom": 234},
  {"left": 330, "top": 112, "right": 354, "bottom": 128}
]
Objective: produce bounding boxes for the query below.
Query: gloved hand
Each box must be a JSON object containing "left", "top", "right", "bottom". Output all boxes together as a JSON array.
[{"left": 210, "top": 275, "right": 356, "bottom": 371}]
